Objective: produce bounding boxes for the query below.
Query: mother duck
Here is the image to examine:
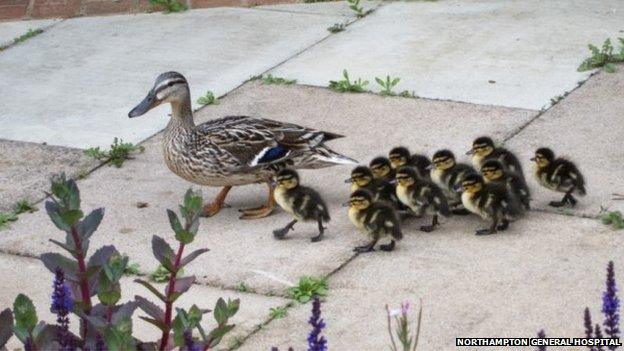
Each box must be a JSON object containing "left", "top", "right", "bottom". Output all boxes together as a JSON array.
[{"left": 129, "top": 72, "right": 356, "bottom": 219}]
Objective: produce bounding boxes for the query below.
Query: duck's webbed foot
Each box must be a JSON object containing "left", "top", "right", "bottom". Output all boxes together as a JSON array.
[
  {"left": 311, "top": 219, "right": 326, "bottom": 243},
  {"left": 273, "top": 219, "right": 297, "bottom": 239},
  {"left": 497, "top": 219, "right": 509, "bottom": 231},
  {"left": 451, "top": 208, "right": 470, "bottom": 216},
  {"left": 239, "top": 184, "right": 276, "bottom": 219},
  {"left": 476, "top": 220, "right": 498, "bottom": 235},
  {"left": 549, "top": 192, "right": 577, "bottom": 208},
  {"left": 420, "top": 215, "right": 439, "bottom": 232},
  {"left": 354, "top": 239, "right": 377, "bottom": 253},
  {"left": 201, "top": 186, "right": 232, "bottom": 217},
  {"left": 379, "top": 240, "right": 396, "bottom": 252}
]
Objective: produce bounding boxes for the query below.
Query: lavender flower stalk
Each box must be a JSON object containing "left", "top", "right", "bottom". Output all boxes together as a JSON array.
[
  {"left": 51, "top": 268, "right": 73, "bottom": 350},
  {"left": 585, "top": 307, "right": 597, "bottom": 351},
  {"left": 307, "top": 297, "right": 327, "bottom": 351},
  {"left": 602, "top": 261, "right": 620, "bottom": 350},
  {"left": 595, "top": 324, "right": 606, "bottom": 351},
  {"left": 536, "top": 329, "right": 547, "bottom": 351},
  {"left": 182, "top": 330, "right": 201, "bottom": 351}
]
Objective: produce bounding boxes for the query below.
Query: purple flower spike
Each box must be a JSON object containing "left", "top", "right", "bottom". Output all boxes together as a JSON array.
[
  {"left": 183, "top": 329, "right": 201, "bottom": 351},
  {"left": 536, "top": 329, "right": 547, "bottom": 351},
  {"left": 51, "top": 267, "right": 74, "bottom": 350},
  {"left": 595, "top": 324, "right": 606, "bottom": 351},
  {"left": 307, "top": 297, "right": 327, "bottom": 351},
  {"left": 602, "top": 261, "right": 620, "bottom": 350},
  {"left": 584, "top": 307, "right": 597, "bottom": 351}
]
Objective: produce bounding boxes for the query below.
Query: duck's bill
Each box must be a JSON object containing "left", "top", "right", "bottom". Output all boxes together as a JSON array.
[
  {"left": 530, "top": 157, "right": 536, "bottom": 161},
  {"left": 465, "top": 149, "right": 475, "bottom": 155},
  {"left": 344, "top": 178, "right": 354, "bottom": 183},
  {"left": 128, "top": 91, "right": 156, "bottom": 118},
  {"left": 342, "top": 201, "right": 351, "bottom": 207},
  {"left": 425, "top": 164, "right": 433, "bottom": 170},
  {"left": 452, "top": 184, "right": 464, "bottom": 192}
]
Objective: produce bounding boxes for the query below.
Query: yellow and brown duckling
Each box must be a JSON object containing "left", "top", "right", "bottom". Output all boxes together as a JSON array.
[
  {"left": 273, "top": 169, "right": 330, "bottom": 242},
  {"left": 481, "top": 159, "right": 531, "bottom": 211},
  {"left": 369, "top": 156, "right": 395, "bottom": 184},
  {"left": 460, "top": 173, "right": 521, "bottom": 235},
  {"left": 346, "top": 166, "right": 398, "bottom": 205},
  {"left": 531, "top": 147, "right": 586, "bottom": 207},
  {"left": 430, "top": 149, "right": 476, "bottom": 214},
  {"left": 395, "top": 166, "right": 451, "bottom": 232},
  {"left": 348, "top": 189, "right": 403, "bottom": 252},
  {"left": 389, "top": 146, "right": 432, "bottom": 179},
  {"left": 467, "top": 136, "right": 524, "bottom": 178}
]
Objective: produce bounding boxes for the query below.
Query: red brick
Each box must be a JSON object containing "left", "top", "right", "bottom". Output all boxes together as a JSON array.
[
  {"left": 136, "top": 0, "right": 165, "bottom": 13},
  {"left": 0, "top": 3, "right": 28, "bottom": 19},
  {"left": 190, "top": 0, "right": 242, "bottom": 9},
  {"left": 30, "top": 0, "right": 81, "bottom": 18},
  {"left": 83, "top": 0, "right": 135, "bottom": 15}
]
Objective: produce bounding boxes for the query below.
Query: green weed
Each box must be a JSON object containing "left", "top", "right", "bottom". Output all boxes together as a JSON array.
[
  {"left": 287, "top": 276, "right": 328, "bottom": 303},
  {"left": 327, "top": 23, "right": 345, "bottom": 33},
  {"left": 601, "top": 210, "right": 624, "bottom": 230},
  {"left": 347, "top": 0, "right": 373, "bottom": 18},
  {"left": 149, "top": 264, "right": 184, "bottom": 282},
  {"left": 124, "top": 261, "right": 141, "bottom": 275},
  {"left": 260, "top": 74, "right": 297, "bottom": 85},
  {"left": 375, "top": 75, "right": 402, "bottom": 96},
  {"left": 149, "top": 0, "right": 187, "bottom": 13},
  {"left": 84, "top": 137, "right": 144, "bottom": 168},
  {"left": 0, "top": 212, "right": 18, "bottom": 230},
  {"left": 329, "top": 69, "right": 369, "bottom": 93},
  {"left": 234, "top": 281, "right": 253, "bottom": 293},
  {"left": 269, "top": 306, "right": 288, "bottom": 319},
  {"left": 13, "top": 200, "right": 37, "bottom": 215},
  {"left": 578, "top": 37, "right": 624, "bottom": 73},
  {"left": 196, "top": 90, "right": 219, "bottom": 106},
  {"left": 227, "top": 336, "right": 245, "bottom": 349},
  {"left": 14, "top": 29, "right": 43, "bottom": 44}
]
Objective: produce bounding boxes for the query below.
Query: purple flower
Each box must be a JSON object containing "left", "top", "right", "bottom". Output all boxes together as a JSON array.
[
  {"left": 183, "top": 329, "right": 201, "bottom": 351},
  {"left": 51, "top": 267, "right": 74, "bottom": 350},
  {"left": 536, "top": 329, "right": 547, "bottom": 351},
  {"left": 307, "top": 297, "right": 327, "bottom": 351},
  {"left": 594, "top": 324, "right": 606, "bottom": 351},
  {"left": 602, "top": 261, "right": 620, "bottom": 350},
  {"left": 584, "top": 308, "right": 597, "bottom": 351}
]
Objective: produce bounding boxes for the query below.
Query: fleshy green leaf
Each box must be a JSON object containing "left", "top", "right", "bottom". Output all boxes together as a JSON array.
[
  {"left": 135, "top": 295, "right": 165, "bottom": 321},
  {"left": 60, "top": 209, "right": 84, "bottom": 227},
  {"left": 175, "top": 230, "right": 194, "bottom": 245},
  {"left": 166, "top": 210, "right": 183, "bottom": 235},
  {"left": 135, "top": 279, "right": 166, "bottom": 302},
  {"left": 88, "top": 245, "right": 117, "bottom": 268},
  {"left": 75, "top": 208, "right": 104, "bottom": 241},
  {"left": 151, "top": 236, "right": 175, "bottom": 271},
  {"left": 139, "top": 316, "right": 168, "bottom": 332},
  {"left": 112, "top": 301, "right": 138, "bottom": 325},
  {"left": 213, "top": 298, "right": 228, "bottom": 325},
  {"left": 180, "top": 248, "right": 209, "bottom": 267},
  {"left": 45, "top": 201, "right": 70, "bottom": 232},
  {"left": 13, "top": 294, "right": 37, "bottom": 333},
  {"left": 0, "top": 308, "right": 13, "bottom": 348},
  {"left": 167, "top": 276, "right": 195, "bottom": 301},
  {"left": 40, "top": 253, "right": 78, "bottom": 280}
]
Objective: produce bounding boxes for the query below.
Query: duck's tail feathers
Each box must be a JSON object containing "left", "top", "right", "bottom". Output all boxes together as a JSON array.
[{"left": 312, "top": 145, "right": 358, "bottom": 166}]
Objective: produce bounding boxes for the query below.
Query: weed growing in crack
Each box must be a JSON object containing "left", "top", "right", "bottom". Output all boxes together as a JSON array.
[
  {"left": 197, "top": 90, "right": 219, "bottom": 106},
  {"left": 375, "top": 75, "right": 402, "bottom": 96},
  {"left": 287, "top": 276, "right": 328, "bottom": 303},
  {"left": 124, "top": 261, "right": 141, "bottom": 275},
  {"left": 329, "top": 69, "right": 369, "bottom": 93},
  {"left": 0, "top": 212, "right": 17, "bottom": 230},
  {"left": 13, "top": 199, "right": 37, "bottom": 215},
  {"left": 327, "top": 23, "right": 346, "bottom": 33},
  {"left": 149, "top": 0, "right": 187, "bottom": 13},
  {"left": 260, "top": 74, "right": 297, "bottom": 85},
  {"left": 84, "top": 137, "right": 144, "bottom": 168},
  {"left": 600, "top": 209, "right": 624, "bottom": 230},
  {"left": 234, "top": 281, "right": 253, "bottom": 293},
  {"left": 578, "top": 37, "right": 624, "bottom": 73},
  {"left": 269, "top": 306, "right": 288, "bottom": 319},
  {"left": 347, "top": 0, "right": 373, "bottom": 18}
]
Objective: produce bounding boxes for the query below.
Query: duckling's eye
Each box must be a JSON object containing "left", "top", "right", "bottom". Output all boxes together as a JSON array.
[{"left": 167, "top": 81, "right": 175, "bottom": 87}]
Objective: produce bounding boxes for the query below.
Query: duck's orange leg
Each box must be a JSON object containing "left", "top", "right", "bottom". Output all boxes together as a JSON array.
[
  {"left": 239, "top": 183, "right": 276, "bottom": 220},
  {"left": 201, "top": 186, "right": 232, "bottom": 217}
]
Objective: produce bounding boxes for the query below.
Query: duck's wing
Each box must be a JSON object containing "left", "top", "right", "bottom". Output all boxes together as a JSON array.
[{"left": 195, "top": 116, "right": 344, "bottom": 170}]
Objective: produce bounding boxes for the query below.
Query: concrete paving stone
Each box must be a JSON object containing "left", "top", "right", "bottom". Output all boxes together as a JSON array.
[
  {"left": 270, "top": 0, "right": 624, "bottom": 110},
  {"left": 506, "top": 68, "right": 624, "bottom": 217},
  {"left": 0, "top": 253, "right": 287, "bottom": 350},
  {"left": 0, "top": 7, "right": 344, "bottom": 149},
  {"left": 0, "top": 18, "right": 60, "bottom": 47},
  {"left": 0, "top": 139, "right": 98, "bottom": 213},
  {"left": 239, "top": 212, "right": 623, "bottom": 350},
  {"left": 257, "top": 0, "right": 381, "bottom": 18},
  {"left": 0, "top": 82, "right": 536, "bottom": 295}
]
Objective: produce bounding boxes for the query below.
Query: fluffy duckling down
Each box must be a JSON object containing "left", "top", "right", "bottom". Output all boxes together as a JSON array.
[
  {"left": 348, "top": 189, "right": 403, "bottom": 253},
  {"left": 531, "top": 147, "right": 586, "bottom": 207},
  {"left": 481, "top": 159, "right": 531, "bottom": 211},
  {"left": 430, "top": 149, "right": 476, "bottom": 214},
  {"left": 273, "top": 169, "right": 330, "bottom": 242},
  {"left": 467, "top": 136, "right": 524, "bottom": 179}
]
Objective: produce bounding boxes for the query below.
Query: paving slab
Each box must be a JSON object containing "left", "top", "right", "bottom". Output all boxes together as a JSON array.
[
  {"left": 0, "top": 18, "right": 60, "bottom": 47},
  {"left": 0, "top": 8, "right": 344, "bottom": 149},
  {"left": 0, "top": 253, "right": 287, "bottom": 350},
  {"left": 0, "top": 139, "right": 98, "bottom": 213},
  {"left": 0, "top": 83, "right": 535, "bottom": 295},
  {"left": 270, "top": 0, "right": 624, "bottom": 110},
  {"left": 506, "top": 68, "right": 624, "bottom": 217},
  {"left": 257, "top": 0, "right": 381, "bottom": 18},
  {"left": 239, "top": 212, "right": 623, "bottom": 350}
]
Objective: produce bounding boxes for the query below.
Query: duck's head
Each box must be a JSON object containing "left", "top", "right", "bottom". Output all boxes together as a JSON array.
[
  {"left": 480, "top": 159, "right": 504, "bottom": 182},
  {"left": 369, "top": 157, "right": 392, "bottom": 179},
  {"left": 461, "top": 173, "right": 484, "bottom": 194},
  {"left": 276, "top": 169, "right": 299, "bottom": 189},
  {"left": 388, "top": 146, "right": 410, "bottom": 169},
  {"left": 431, "top": 149, "right": 456, "bottom": 171},
  {"left": 348, "top": 189, "right": 373, "bottom": 210},
  {"left": 395, "top": 166, "right": 419, "bottom": 187},
  {"left": 467, "top": 136, "right": 495, "bottom": 156},
  {"left": 346, "top": 166, "right": 373, "bottom": 187},
  {"left": 531, "top": 147, "right": 554, "bottom": 168},
  {"left": 128, "top": 72, "right": 190, "bottom": 118}
]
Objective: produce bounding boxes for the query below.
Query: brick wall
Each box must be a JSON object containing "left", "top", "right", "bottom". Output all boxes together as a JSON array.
[{"left": 0, "top": 0, "right": 298, "bottom": 21}]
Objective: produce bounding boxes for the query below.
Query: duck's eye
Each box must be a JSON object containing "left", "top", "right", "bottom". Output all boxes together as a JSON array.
[{"left": 167, "top": 82, "right": 175, "bottom": 87}]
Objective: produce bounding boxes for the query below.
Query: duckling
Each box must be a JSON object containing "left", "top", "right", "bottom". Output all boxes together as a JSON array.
[
  {"left": 389, "top": 146, "right": 431, "bottom": 179},
  {"left": 395, "top": 166, "right": 451, "bottom": 232},
  {"left": 272, "top": 169, "right": 330, "bottom": 242},
  {"left": 531, "top": 147, "right": 586, "bottom": 207},
  {"left": 481, "top": 159, "right": 531, "bottom": 211},
  {"left": 345, "top": 166, "right": 397, "bottom": 205},
  {"left": 467, "top": 136, "right": 524, "bottom": 178},
  {"left": 369, "top": 156, "right": 395, "bottom": 184},
  {"left": 348, "top": 189, "right": 402, "bottom": 252},
  {"left": 129, "top": 72, "right": 356, "bottom": 220},
  {"left": 430, "top": 149, "right": 475, "bottom": 214},
  {"left": 460, "top": 173, "right": 521, "bottom": 235}
]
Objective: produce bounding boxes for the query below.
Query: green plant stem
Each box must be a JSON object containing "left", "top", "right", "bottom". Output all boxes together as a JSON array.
[
  {"left": 386, "top": 304, "right": 399, "bottom": 351},
  {"left": 159, "top": 242, "right": 186, "bottom": 350},
  {"left": 71, "top": 225, "right": 92, "bottom": 339}
]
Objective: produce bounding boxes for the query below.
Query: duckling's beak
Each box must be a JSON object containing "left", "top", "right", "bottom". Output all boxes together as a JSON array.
[
  {"left": 342, "top": 201, "right": 351, "bottom": 207},
  {"left": 128, "top": 90, "right": 157, "bottom": 118},
  {"left": 452, "top": 184, "right": 464, "bottom": 192},
  {"left": 344, "top": 178, "right": 354, "bottom": 183},
  {"left": 530, "top": 157, "right": 536, "bottom": 161},
  {"left": 465, "top": 149, "right": 475, "bottom": 155},
  {"left": 425, "top": 164, "right": 433, "bottom": 170}
]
